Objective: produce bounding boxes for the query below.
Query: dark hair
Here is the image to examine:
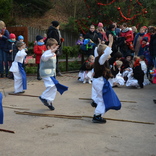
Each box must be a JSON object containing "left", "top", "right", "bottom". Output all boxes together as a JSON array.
[
  {"left": 122, "top": 23, "right": 127, "bottom": 27},
  {"left": 108, "top": 24, "right": 115, "bottom": 31},
  {"left": 113, "top": 51, "right": 122, "bottom": 59}
]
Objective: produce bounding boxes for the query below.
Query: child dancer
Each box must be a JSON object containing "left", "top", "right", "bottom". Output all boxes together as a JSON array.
[
  {"left": 39, "top": 38, "right": 68, "bottom": 110},
  {"left": 91, "top": 35, "right": 121, "bottom": 123},
  {"left": 133, "top": 57, "right": 144, "bottom": 88},
  {"left": 139, "top": 55, "right": 150, "bottom": 85},
  {"left": 9, "top": 41, "right": 27, "bottom": 94},
  {"left": 125, "top": 64, "right": 139, "bottom": 88},
  {"left": 34, "top": 35, "right": 47, "bottom": 80},
  {"left": 78, "top": 55, "right": 94, "bottom": 84},
  {"left": 109, "top": 60, "right": 125, "bottom": 87}
]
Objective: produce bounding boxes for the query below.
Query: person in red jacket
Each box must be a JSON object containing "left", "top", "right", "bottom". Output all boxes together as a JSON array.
[
  {"left": 34, "top": 35, "right": 47, "bottom": 80},
  {"left": 119, "top": 23, "right": 134, "bottom": 57}
]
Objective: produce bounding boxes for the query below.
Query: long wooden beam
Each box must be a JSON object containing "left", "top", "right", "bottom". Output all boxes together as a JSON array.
[{"left": 14, "top": 111, "right": 155, "bottom": 125}]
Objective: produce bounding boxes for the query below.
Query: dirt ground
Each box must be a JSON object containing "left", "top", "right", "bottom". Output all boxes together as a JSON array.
[{"left": 0, "top": 72, "right": 156, "bottom": 156}]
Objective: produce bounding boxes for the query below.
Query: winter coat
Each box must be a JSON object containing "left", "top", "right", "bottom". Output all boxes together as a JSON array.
[
  {"left": 119, "top": 28, "right": 134, "bottom": 43},
  {"left": 149, "top": 33, "right": 156, "bottom": 57},
  {"left": 0, "top": 29, "right": 9, "bottom": 49},
  {"left": 4, "top": 40, "right": 18, "bottom": 62},
  {"left": 84, "top": 30, "right": 99, "bottom": 45},
  {"left": 46, "top": 26, "right": 61, "bottom": 45},
  {"left": 34, "top": 45, "right": 47, "bottom": 64}
]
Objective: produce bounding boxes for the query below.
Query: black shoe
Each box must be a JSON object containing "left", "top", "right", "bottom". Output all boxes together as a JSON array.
[
  {"left": 39, "top": 96, "right": 49, "bottom": 107},
  {"left": 37, "top": 77, "right": 42, "bottom": 80},
  {"left": 48, "top": 103, "right": 55, "bottom": 110},
  {"left": 153, "top": 99, "right": 156, "bottom": 104},
  {"left": 39, "top": 96, "right": 55, "bottom": 110},
  {"left": 92, "top": 114, "right": 106, "bottom": 123},
  {"left": 91, "top": 100, "right": 97, "bottom": 108}
]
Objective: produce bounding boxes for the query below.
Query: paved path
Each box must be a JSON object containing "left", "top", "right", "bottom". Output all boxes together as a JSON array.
[{"left": 0, "top": 73, "right": 156, "bottom": 156}]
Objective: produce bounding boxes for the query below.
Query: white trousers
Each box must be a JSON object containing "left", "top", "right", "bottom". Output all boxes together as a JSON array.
[
  {"left": 92, "top": 77, "right": 105, "bottom": 115},
  {"left": 41, "top": 77, "right": 57, "bottom": 103},
  {"left": 13, "top": 72, "right": 24, "bottom": 93}
]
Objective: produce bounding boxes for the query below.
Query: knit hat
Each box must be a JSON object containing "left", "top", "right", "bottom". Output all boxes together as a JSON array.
[
  {"left": 18, "top": 35, "right": 24, "bottom": 40},
  {"left": 9, "top": 33, "right": 16, "bottom": 39},
  {"left": 51, "top": 21, "right": 59, "bottom": 27},
  {"left": 142, "top": 37, "right": 148, "bottom": 42},
  {"left": 98, "top": 22, "right": 103, "bottom": 27},
  {"left": 36, "top": 35, "right": 43, "bottom": 42},
  {"left": 142, "top": 26, "right": 147, "bottom": 30}
]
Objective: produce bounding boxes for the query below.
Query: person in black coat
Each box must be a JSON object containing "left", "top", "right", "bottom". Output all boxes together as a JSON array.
[
  {"left": 46, "top": 21, "right": 64, "bottom": 76},
  {"left": 4, "top": 33, "right": 18, "bottom": 78},
  {"left": 149, "top": 27, "right": 156, "bottom": 69},
  {"left": 84, "top": 25, "right": 99, "bottom": 56}
]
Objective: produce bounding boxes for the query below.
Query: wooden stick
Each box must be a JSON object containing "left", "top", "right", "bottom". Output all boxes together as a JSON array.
[
  {"left": 79, "top": 98, "right": 137, "bottom": 103},
  {"left": 0, "top": 129, "right": 15, "bottom": 133},
  {"left": 14, "top": 111, "right": 82, "bottom": 120},
  {"left": 3, "top": 105, "right": 30, "bottom": 110},
  {"left": 14, "top": 111, "right": 155, "bottom": 125},
  {"left": 82, "top": 115, "right": 154, "bottom": 125},
  {"left": 8, "top": 93, "right": 38, "bottom": 97}
]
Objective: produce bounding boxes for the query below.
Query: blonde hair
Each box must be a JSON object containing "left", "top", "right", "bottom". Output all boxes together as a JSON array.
[
  {"left": 46, "top": 38, "right": 58, "bottom": 48},
  {"left": 88, "top": 55, "right": 94, "bottom": 60},
  {"left": 97, "top": 44, "right": 107, "bottom": 56},
  {"left": 115, "top": 60, "right": 123, "bottom": 67},
  {"left": 0, "top": 20, "right": 5, "bottom": 30}
]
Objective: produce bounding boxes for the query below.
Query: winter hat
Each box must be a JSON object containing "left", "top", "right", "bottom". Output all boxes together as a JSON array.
[
  {"left": 125, "top": 52, "right": 133, "bottom": 59},
  {"left": 98, "top": 22, "right": 103, "bottom": 27},
  {"left": 142, "top": 26, "right": 147, "bottom": 30},
  {"left": 36, "top": 35, "right": 43, "bottom": 42},
  {"left": 142, "top": 37, "right": 148, "bottom": 42},
  {"left": 9, "top": 33, "right": 16, "bottom": 39},
  {"left": 18, "top": 35, "right": 24, "bottom": 40},
  {"left": 51, "top": 21, "right": 59, "bottom": 27}
]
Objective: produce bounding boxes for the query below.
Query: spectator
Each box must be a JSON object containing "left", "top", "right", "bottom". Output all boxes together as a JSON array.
[
  {"left": 84, "top": 25, "right": 99, "bottom": 56},
  {"left": 46, "top": 21, "right": 64, "bottom": 76},
  {"left": 133, "top": 26, "right": 147, "bottom": 56},
  {"left": 149, "top": 26, "right": 156, "bottom": 70},
  {"left": 119, "top": 23, "right": 134, "bottom": 57},
  {"left": 0, "top": 20, "right": 10, "bottom": 77}
]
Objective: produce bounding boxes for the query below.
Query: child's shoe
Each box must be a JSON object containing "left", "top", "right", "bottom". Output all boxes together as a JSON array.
[
  {"left": 92, "top": 114, "right": 106, "bottom": 123},
  {"left": 91, "top": 100, "right": 97, "bottom": 108},
  {"left": 83, "top": 79, "right": 87, "bottom": 83},
  {"left": 39, "top": 96, "right": 55, "bottom": 110},
  {"left": 88, "top": 79, "right": 92, "bottom": 84}
]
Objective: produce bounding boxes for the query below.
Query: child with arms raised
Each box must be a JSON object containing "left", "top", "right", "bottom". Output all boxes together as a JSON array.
[
  {"left": 91, "top": 35, "right": 121, "bottom": 123},
  {"left": 39, "top": 38, "right": 68, "bottom": 110}
]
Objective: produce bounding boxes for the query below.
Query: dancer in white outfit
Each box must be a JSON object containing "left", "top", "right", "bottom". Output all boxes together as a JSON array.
[
  {"left": 91, "top": 35, "right": 121, "bottom": 123},
  {"left": 39, "top": 38, "right": 68, "bottom": 110},
  {"left": 9, "top": 41, "right": 27, "bottom": 94}
]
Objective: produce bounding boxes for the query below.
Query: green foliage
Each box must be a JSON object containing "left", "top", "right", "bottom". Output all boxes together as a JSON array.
[
  {"left": 59, "top": 61, "right": 81, "bottom": 72},
  {"left": 61, "top": 17, "right": 79, "bottom": 34},
  {"left": 0, "top": 0, "right": 13, "bottom": 23},
  {"left": 13, "top": 0, "right": 54, "bottom": 17},
  {"left": 25, "top": 65, "right": 37, "bottom": 74},
  {"left": 62, "top": 45, "right": 80, "bottom": 57}
]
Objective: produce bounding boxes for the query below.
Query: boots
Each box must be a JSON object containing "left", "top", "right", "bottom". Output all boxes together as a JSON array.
[{"left": 92, "top": 114, "right": 106, "bottom": 123}]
